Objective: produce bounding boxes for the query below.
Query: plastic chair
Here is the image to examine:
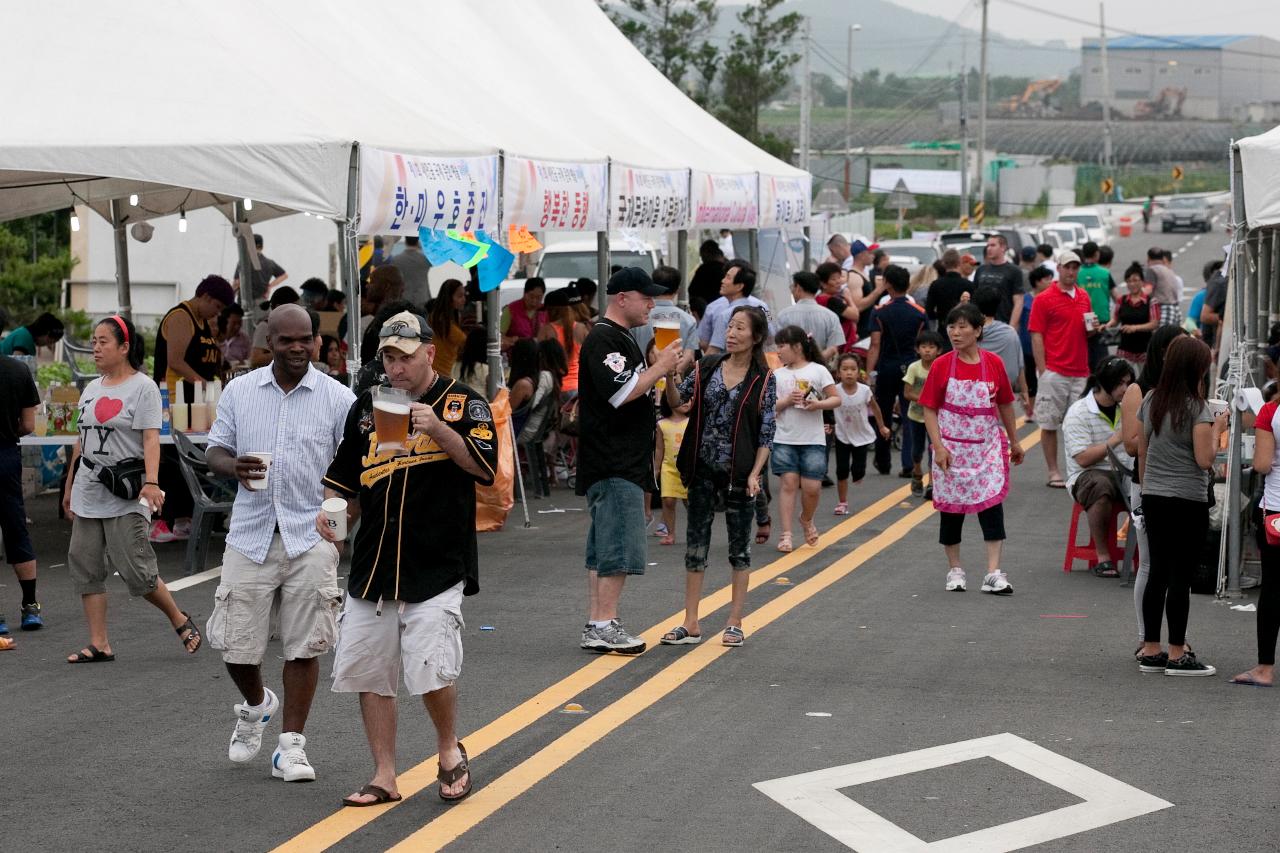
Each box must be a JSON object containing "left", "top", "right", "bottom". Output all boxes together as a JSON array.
[
  {"left": 171, "top": 430, "right": 237, "bottom": 575},
  {"left": 1063, "top": 500, "right": 1127, "bottom": 572},
  {"left": 60, "top": 337, "right": 99, "bottom": 390}
]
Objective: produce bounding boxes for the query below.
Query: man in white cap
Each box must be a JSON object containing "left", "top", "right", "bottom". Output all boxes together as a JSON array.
[
  {"left": 320, "top": 310, "right": 498, "bottom": 805},
  {"left": 1027, "top": 250, "right": 1094, "bottom": 488}
]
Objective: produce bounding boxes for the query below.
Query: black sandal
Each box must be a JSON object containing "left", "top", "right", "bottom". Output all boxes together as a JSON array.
[
  {"left": 67, "top": 644, "right": 115, "bottom": 663},
  {"left": 341, "top": 784, "right": 403, "bottom": 807},
  {"left": 175, "top": 611, "right": 202, "bottom": 654},
  {"left": 438, "top": 742, "right": 474, "bottom": 803},
  {"left": 1093, "top": 561, "right": 1119, "bottom": 578},
  {"left": 755, "top": 518, "right": 772, "bottom": 545}
]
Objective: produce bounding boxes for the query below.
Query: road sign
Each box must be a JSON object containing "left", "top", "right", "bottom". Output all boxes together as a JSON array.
[
  {"left": 1101, "top": 178, "right": 1114, "bottom": 196},
  {"left": 1172, "top": 165, "right": 1184, "bottom": 181},
  {"left": 958, "top": 215, "right": 969, "bottom": 229},
  {"left": 973, "top": 200, "right": 985, "bottom": 225},
  {"left": 885, "top": 178, "right": 916, "bottom": 211}
]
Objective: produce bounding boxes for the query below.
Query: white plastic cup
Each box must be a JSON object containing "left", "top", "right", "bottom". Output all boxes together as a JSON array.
[
  {"left": 245, "top": 452, "right": 272, "bottom": 490},
  {"left": 1207, "top": 398, "right": 1230, "bottom": 417},
  {"left": 1083, "top": 312, "right": 1099, "bottom": 332},
  {"left": 322, "top": 496, "right": 348, "bottom": 540}
]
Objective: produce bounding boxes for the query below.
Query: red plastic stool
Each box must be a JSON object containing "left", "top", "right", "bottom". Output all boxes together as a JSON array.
[{"left": 1063, "top": 501, "right": 1126, "bottom": 572}]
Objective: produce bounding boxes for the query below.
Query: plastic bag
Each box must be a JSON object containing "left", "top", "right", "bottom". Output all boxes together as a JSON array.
[{"left": 475, "top": 388, "right": 515, "bottom": 531}]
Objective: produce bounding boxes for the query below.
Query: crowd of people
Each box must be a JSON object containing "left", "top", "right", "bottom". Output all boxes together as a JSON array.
[{"left": 0, "top": 222, "right": 1273, "bottom": 817}]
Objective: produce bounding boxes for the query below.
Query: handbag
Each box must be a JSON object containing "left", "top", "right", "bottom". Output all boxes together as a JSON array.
[
  {"left": 81, "top": 456, "right": 147, "bottom": 501},
  {"left": 1265, "top": 511, "right": 1280, "bottom": 547}
]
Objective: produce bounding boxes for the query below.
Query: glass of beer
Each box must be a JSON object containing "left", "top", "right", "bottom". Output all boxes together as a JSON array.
[
  {"left": 796, "top": 378, "right": 811, "bottom": 398},
  {"left": 653, "top": 319, "right": 681, "bottom": 352},
  {"left": 373, "top": 386, "right": 412, "bottom": 455}
]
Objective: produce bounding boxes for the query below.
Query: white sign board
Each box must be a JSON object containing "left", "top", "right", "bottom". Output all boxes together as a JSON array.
[
  {"left": 691, "top": 171, "right": 760, "bottom": 229},
  {"left": 870, "top": 168, "right": 962, "bottom": 198},
  {"left": 502, "top": 156, "right": 608, "bottom": 232},
  {"left": 759, "top": 174, "right": 812, "bottom": 227},
  {"left": 359, "top": 146, "right": 498, "bottom": 236},
  {"left": 609, "top": 164, "right": 690, "bottom": 230}
]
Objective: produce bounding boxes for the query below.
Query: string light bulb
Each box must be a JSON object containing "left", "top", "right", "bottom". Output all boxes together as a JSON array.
[
  {"left": 129, "top": 193, "right": 139, "bottom": 206},
  {"left": 243, "top": 198, "right": 253, "bottom": 211},
  {"left": 178, "top": 208, "right": 187, "bottom": 233},
  {"left": 70, "top": 209, "right": 80, "bottom": 232}
]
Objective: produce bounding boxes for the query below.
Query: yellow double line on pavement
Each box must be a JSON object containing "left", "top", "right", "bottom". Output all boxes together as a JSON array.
[{"left": 279, "top": 424, "right": 1040, "bottom": 852}]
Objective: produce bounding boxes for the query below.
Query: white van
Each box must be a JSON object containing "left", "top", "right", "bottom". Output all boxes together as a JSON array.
[
  {"left": 1056, "top": 207, "right": 1109, "bottom": 245},
  {"left": 498, "top": 237, "right": 662, "bottom": 308}
]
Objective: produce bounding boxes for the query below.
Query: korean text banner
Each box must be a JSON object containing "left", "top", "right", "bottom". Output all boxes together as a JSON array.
[
  {"left": 759, "top": 174, "right": 811, "bottom": 227},
  {"left": 502, "top": 156, "right": 607, "bottom": 231},
  {"left": 691, "top": 172, "right": 759, "bottom": 229},
  {"left": 359, "top": 147, "right": 498, "bottom": 236},
  {"left": 610, "top": 164, "right": 690, "bottom": 230}
]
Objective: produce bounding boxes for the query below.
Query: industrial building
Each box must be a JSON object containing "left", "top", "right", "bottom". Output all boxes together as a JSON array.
[{"left": 1080, "top": 35, "right": 1280, "bottom": 121}]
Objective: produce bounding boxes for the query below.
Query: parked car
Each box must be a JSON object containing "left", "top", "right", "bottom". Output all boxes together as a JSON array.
[
  {"left": 993, "top": 226, "right": 1038, "bottom": 257},
  {"left": 1056, "top": 207, "right": 1110, "bottom": 244},
  {"left": 877, "top": 239, "right": 940, "bottom": 273},
  {"left": 1037, "top": 222, "right": 1088, "bottom": 252},
  {"left": 498, "top": 238, "right": 661, "bottom": 308},
  {"left": 1161, "top": 196, "right": 1213, "bottom": 233}
]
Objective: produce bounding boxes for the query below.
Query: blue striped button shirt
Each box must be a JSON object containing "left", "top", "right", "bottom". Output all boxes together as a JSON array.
[{"left": 208, "top": 364, "right": 356, "bottom": 563}]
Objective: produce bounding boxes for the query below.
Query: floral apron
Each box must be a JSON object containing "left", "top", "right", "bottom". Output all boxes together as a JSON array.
[{"left": 931, "top": 353, "right": 1008, "bottom": 514}]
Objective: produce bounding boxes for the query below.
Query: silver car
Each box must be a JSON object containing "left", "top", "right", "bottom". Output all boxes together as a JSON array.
[{"left": 1161, "top": 196, "right": 1212, "bottom": 233}]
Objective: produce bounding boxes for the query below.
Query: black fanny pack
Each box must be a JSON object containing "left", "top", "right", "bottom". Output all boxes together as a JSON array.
[{"left": 80, "top": 456, "right": 147, "bottom": 501}]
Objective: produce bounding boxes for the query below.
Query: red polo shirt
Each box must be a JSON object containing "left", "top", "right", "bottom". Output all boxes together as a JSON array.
[{"left": 1028, "top": 284, "right": 1091, "bottom": 377}]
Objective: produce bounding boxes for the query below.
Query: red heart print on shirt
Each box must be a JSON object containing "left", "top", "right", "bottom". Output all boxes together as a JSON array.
[{"left": 94, "top": 397, "right": 124, "bottom": 424}]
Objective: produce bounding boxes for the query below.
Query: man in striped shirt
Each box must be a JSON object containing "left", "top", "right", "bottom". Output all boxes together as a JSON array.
[{"left": 205, "top": 304, "right": 356, "bottom": 783}]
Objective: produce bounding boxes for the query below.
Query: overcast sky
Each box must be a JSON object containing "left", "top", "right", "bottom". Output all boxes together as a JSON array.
[{"left": 890, "top": 0, "right": 1280, "bottom": 46}]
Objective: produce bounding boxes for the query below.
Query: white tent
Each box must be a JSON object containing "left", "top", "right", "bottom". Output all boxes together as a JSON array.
[{"left": 1237, "top": 125, "right": 1280, "bottom": 231}]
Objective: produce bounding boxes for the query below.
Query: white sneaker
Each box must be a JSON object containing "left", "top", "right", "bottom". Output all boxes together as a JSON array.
[
  {"left": 981, "top": 571, "right": 1013, "bottom": 595},
  {"left": 228, "top": 687, "right": 279, "bottom": 763},
  {"left": 271, "top": 732, "right": 316, "bottom": 782},
  {"left": 945, "top": 568, "right": 967, "bottom": 591}
]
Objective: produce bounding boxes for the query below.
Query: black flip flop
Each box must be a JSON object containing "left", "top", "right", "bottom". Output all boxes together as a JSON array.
[
  {"left": 341, "top": 784, "right": 403, "bottom": 807},
  {"left": 175, "top": 610, "right": 203, "bottom": 654},
  {"left": 1093, "top": 561, "right": 1119, "bottom": 578},
  {"left": 67, "top": 644, "right": 115, "bottom": 663},
  {"left": 438, "top": 742, "right": 474, "bottom": 803}
]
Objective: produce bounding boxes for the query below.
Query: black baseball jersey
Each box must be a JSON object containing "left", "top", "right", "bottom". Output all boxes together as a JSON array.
[{"left": 323, "top": 375, "right": 497, "bottom": 604}]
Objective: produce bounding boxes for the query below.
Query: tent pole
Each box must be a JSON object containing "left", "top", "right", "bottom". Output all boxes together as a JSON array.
[
  {"left": 676, "top": 229, "right": 688, "bottom": 303},
  {"left": 748, "top": 229, "right": 759, "bottom": 269},
  {"left": 110, "top": 198, "right": 133, "bottom": 322},
  {"left": 1271, "top": 231, "right": 1280, "bottom": 322},
  {"left": 487, "top": 154, "right": 506, "bottom": 401},
  {"left": 596, "top": 231, "right": 610, "bottom": 316},
  {"left": 341, "top": 146, "right": 363, "bottom": 379},
  {"left": 1259, "top": 232, "right": 1272, "bottom": 361},
  {"left": 802, "top": 224, "right": 812, "bottom": 271},
  {"left": 233, "top": 200, "right": 258, "bottom": 345}
]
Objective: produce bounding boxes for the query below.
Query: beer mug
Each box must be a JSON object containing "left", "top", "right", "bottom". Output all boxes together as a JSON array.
[
  {"left": 373, "top": 386, "right": 412, "bottom": 455},
  {"left": 653, "top": 319, "right": 681, "bottom": 352}
]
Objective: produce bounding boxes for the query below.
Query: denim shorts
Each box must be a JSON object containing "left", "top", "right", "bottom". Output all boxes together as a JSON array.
[
  {"left": 585, "top": 478, "right": 648, "bottom": 577},
  {"left": 770, "top": 443, "right": 828, "bottom": 480}
]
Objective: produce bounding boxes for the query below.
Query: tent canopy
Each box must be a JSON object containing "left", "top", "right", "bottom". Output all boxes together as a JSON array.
[
  {"left": 0, "top": 0, "right": 804, "bottom": 229},
  {"left": 1237, "top": 125, "right": 1280, "bottom": 231}
]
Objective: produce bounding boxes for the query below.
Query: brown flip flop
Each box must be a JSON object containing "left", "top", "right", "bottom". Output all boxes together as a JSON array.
[
  {"left": 438, "top": 742, "right": 474, "bottom": 803},
  {"left": 342, "top": 784, "right": 403, "bottom": 807}
]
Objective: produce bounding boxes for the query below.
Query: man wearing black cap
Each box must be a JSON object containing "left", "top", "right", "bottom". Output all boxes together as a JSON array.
[{"left": 577, "top": 268, "right": 682, "bottom": 654}]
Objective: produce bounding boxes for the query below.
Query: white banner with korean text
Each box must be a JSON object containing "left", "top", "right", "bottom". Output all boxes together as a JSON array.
[
  {"left": 759, "top": 173, "right": 812, "bottom": 227},
  {"left": 502, "top": 155, "right": 607, "bottom": 231},
  {"left": 609, "top": 164, "right": 690, "bottom": 230},
  {"left": 358, "top": 147, "right": 498, "bottom": 236},
  {"left": 691, "top": 171, "right": 759, "bottom": 229}
]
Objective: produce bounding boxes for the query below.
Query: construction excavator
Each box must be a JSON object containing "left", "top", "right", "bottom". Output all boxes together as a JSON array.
[
  {"left": 999, "top": 78, "right": 1061, "bottom": 117},
  {"left": 1134, "top": 87, "right": 1187, "bottom": 119}
]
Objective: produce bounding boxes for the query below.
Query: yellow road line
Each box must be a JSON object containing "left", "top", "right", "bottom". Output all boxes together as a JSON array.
[
  {"left": 391, "top": 502, "right": 942, "bottom": 852},
  {"left": 272, "top": 484, "right": 918, "bottom": 853}
]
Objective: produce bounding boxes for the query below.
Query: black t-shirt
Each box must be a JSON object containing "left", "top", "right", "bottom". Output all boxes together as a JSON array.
[
  {"left": 688, "top": 260, "right": 726, "bottom": 306},
  {"left": 1205, "top": 270, "right": 1228, "bottom": 316},
  {"left": 576, "top": 318, "right": 655, "bottom": 495},
  {"left": 871, "top": 297, "right": 927, "bottom": 368},
  {"left": 0, "top": 355, "right": 40, "bottom": 448},
  {"left": 322, "top": 375, "right": 498, "bottom": 604},
  {"left": 973, "top": 263, "right": 1025, "bottom": 323},
  {"left": 925, "top": 272, "right": 973, "bottom": 328}
]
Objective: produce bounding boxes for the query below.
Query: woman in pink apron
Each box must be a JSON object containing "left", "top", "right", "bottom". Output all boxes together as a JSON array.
[{"left": 920, "top": 303, "right": 1025, "bottom": 594}]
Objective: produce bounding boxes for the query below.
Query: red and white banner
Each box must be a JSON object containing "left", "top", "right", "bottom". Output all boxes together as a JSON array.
[
  {"left": 610, "top": 164, "right": 690, "bottom": 230},
  {"left": 358, "top": 146, "right": 498, "bottom": 236},
  {"left": 691, "top": 171, "right": 759, "bottom": 229},
  {"left": 502, "top": 155, "right": 607, "bottom": 231},
  {"left": 759, "top": 173, "right": 812, "bottom": 227}
]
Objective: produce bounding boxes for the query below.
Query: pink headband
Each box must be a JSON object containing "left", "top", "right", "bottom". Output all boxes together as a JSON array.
[{"left": 107, "top": 315, "right": 129, "bottom": 345}]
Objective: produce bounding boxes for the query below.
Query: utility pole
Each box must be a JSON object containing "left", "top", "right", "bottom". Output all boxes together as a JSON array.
[
  {"left": 1099, "top": 2, "right": 1115, "bottom": 203},
  {"left": 959, "top": 38, "right": 970, "bottom": 223},
  {"left": 845, "top": 23, "right": 861, "bottom": 201},
  {"left": 800, "top": 17, "right": 811, "bottom": 173},
  {"left": 976, "top": 0, "right": 989, "bottom": 204}
]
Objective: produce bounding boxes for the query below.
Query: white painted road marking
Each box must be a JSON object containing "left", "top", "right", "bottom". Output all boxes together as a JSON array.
[
  {"left": 754, "top": 733, "right": 1171, "bottom": 852},
  {"left": 166, "top": 565, "right": 222, "bottom": 591}
]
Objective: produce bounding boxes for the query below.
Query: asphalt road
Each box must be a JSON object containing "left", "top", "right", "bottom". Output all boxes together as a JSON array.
[{"left": 3, "top": 398, "right": 1278, "bottom": 851}]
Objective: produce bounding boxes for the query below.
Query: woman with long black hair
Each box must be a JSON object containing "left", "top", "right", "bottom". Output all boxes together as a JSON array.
[
  {"left": 661, "top": 306, "right": 775, "bottom": 647},
  {"left": 1135, "top": 335, "right": 1226, "bottom": 676},
  {"left": 63, "top": 315, "right": 202, "bottom": 663}
]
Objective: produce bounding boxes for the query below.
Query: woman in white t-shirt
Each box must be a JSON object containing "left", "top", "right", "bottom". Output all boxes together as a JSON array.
[
  {"left": 771, "top": 326, "right": 840, "bottom": 552},
  {"left": 62, "top": 315, "right": 203, "bottom": 663},
  {"left": 831, "top": 352, "right": 891, "bottom": 516}
]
